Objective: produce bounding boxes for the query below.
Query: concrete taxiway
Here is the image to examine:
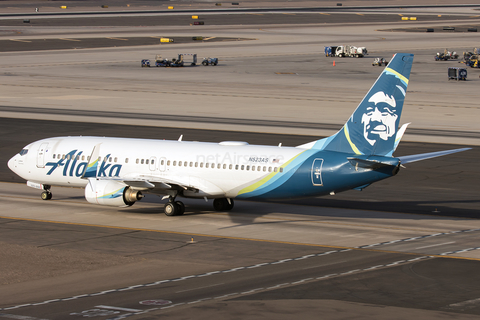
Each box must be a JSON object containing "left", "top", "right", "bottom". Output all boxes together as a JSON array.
[{"left": 0, "top": 1, "right": 479, "bottom": 319}]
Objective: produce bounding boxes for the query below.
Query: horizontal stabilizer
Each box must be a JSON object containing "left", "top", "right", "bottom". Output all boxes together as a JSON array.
[
  {"left": 348, "top": 156, "right": 399, "bottom": 170},
  {"left": 399, "top": 148, "right": 471, "bottom": 164}
]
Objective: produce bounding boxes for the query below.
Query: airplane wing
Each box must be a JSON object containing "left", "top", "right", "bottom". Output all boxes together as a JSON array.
[
  {"left": 398, "top": 148, "right": 471, "bottom": 164},
  {"left": 98, "top": 173, "right": 226, "bottom": 197}
]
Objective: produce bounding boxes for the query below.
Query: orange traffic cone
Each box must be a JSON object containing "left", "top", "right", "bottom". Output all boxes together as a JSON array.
[{"left": 333, "top": 61, "right": 336, "bottom": 66}]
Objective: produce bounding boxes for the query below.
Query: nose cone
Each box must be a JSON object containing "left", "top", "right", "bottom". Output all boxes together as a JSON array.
[{"left": 8, "top": 155, "right": 18, "bottom": 174}]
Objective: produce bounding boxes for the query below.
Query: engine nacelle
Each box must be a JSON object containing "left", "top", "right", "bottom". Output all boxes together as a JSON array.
[{"left": 85, "top": 179, "right": 143, "bottom": 207}]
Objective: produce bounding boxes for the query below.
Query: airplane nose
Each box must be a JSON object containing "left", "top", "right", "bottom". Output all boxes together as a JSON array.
[{"left": 7, "top": 155, "right": 18, "bottom": 173}]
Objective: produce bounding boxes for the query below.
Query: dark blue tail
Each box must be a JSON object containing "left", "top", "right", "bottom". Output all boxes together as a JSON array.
[{"left": 321, "top": 53, "right": 414, "bottom": 156}]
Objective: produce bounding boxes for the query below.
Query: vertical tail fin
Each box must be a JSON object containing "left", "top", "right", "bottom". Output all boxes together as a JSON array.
[{"left": 322, "top": 53, "right": 414, "bottom": 156}]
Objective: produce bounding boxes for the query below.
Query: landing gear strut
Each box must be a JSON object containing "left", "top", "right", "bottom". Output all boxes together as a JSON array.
[
  {"left": 213, "top": 198, "right": 234, "bottom": 211},
  {"left": 163, "top": 196, "right": 185, "bottom": 216},
  {"left": 41, "top": 185, "right": 52, "bottom": 200}
]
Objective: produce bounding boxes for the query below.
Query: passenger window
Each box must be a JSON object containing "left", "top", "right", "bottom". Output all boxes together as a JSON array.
[
  {"left": 104, "top": 157, "right": 108, "bottom": 162},
  {"left": 229, "top": 164, "right": 232, "bottom": 170},
  {"left": 53, "top": 154, "right": 56, "bottom": 159},
  {"left": 280, "top": 167, "right": 284, "bottom": 173},
  {"left": 151, "top": 159, "right": 154, "bottom": 164},
  {"left": 161, "top": 160, "right": 164, "bottom": 165},
  {"left": 257, "top": 166, "right": 261, "bottom": 171},
  {"left": 82, "top": 155, "right": 85, "bottom": 161},
  {"left": 173, "top": 161, "right": 177, "bottom": 166},
  {"left": 190, "top": 162, "right": 193, "bottom": 167},
  {"left": 195, "top": 162, "right": 198, "bottom": 167},
  {"left": 125, "top": 158, "right": 129, "bottom": 164},
  {"left": 252, "top": 166, "right": 255, "bottom": 171},
  {"left": 146, "top": 159, "right": 149, "bottom": 165},
  {"left": 200, "top": 162, "right": 203, "bottom": 168},
  {"left": 263, "top": 166, "right": 266, "bottom": 172},
  {"left": 241, "top": 165, "right": 244, "bottom": 170},
  {"left": 274, "top": 167, "right": 278, "bottom": 172},
  {"left": 87, "top": 156, "right": 91, "bottom": 161},
  {"left": 136, "top": 159, "right": 139, "bottom": 164},
  {"left": 141, "top": 159, "right": 145, "bottom": 164},
  {"left": 206, "top": 163, "right": 209, "bottom": 168},
  {"left": 109, "top": 157, "right": 112, "bottom": 162},
  {"left": 114, "top": 157, "right": 118, "bottom": 163},
  {"left": 167, "top": 160, "right": 171, "bottom": 166},
  {"left": 218, "top": 164, "right": 221, "bottom": 169},
  {"left": 268, "top": 167, "right": 272, "bottom": 172},
  {"left": 235, "top": 165, "right": 239, "bottom": 170},
  {"left": 246, "top": 165, "right": 250, "bottom": 170}
]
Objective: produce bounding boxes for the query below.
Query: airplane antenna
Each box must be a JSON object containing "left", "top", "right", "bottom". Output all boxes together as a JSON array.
[
  {"left": 278, "top": 143, "right": 282, "bottom": 147},
  {"left": 178, "top": 135, "right": 183, "bottom": 141}
]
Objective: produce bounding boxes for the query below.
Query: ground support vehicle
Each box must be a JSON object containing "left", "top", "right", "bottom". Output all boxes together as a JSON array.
[
  {"left": 463, "top": 50, "right": 480, "bottom": 68},
  {"left": 448, "top": 67, "right": 467, "bottom": 81},
  {"left": 372, "top": 57, "right": 388, "bottom": 66},
  {"left": 202, "top": 57, "right": 218, "bottom": 66},
  {"left": 141, "top": 59, "right": 150, "bottom": 67},
  {"left": 324, "top": 45, "right": 367, "bottom": 58},
  {"left": 154, "top": 55, "right": 171, "bottom": 67},
  {"left": 435, "top": 49, "right": 459, "bottom": 61}
]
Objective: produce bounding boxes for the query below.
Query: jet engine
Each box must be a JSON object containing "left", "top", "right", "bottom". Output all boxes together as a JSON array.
[{"left": 85, "top": 179, "right": 143, "bottom": 207}]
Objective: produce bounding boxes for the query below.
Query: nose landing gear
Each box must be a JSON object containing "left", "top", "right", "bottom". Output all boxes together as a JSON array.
[{"left": 40, "top": 185, "right": 52, "bottom": 200}]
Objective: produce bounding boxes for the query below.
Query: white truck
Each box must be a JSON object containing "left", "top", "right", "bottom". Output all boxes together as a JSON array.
[{"left": 325, "top": 45, "right": 368, "bottom": 58}]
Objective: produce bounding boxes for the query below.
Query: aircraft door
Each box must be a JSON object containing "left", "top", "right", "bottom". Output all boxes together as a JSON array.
[
  {"left": 149, "top": 156, "right": 157, "bottom": 171},
  {"left": 311, "top": 158, "right": 324, "bottom": 186},
  {"left": 36, "top": 142, "right": 49, "bottom": 168},
  {"left": 159, "top": 157, "right": 166, "bottom": 172}
]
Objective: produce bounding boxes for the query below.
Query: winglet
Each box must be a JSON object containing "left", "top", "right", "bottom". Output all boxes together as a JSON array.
[
  {"left": 81, "top": 143, "right": 101, "bottom": 179},
  {"left": 389, "top": 122, "right": 410, "bottom": 156}
]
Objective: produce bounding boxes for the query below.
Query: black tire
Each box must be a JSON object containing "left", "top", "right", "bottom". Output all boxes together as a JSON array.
[
  {"left": 175, "top": 201, "right": 185, "bottom": 215},
  {"left": 225, "top": 198, "right": 234, "bottom": 211},
  {"left": 213, "top": 198, "right": 234, "bottom": 211},
  {"left": 213, "top": 198, "right": 226, "bottom": 211}
]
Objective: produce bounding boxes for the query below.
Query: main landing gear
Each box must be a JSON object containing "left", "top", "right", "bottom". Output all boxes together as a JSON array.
[
  {"left": 213, "top": 198, "right": 234, "bottom": 211},
  {"left": 41, "top": 185, "right": 52, "bottom": 200},
  {"left": 164, "top": 197, "right": 185, "bottom": 216},
  {"left": 163, "top": 197, "right": 235, "bottom": 216}
]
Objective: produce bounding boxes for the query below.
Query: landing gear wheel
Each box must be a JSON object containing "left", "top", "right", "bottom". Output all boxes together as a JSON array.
[
  {"left": 41, "top": 191, "right": 52, "bottom": 200},
  {"left": 164, "top": 201, "right": 185, "bottom": 216},
  {"left": 175, "top": 201, "right": 185, "bottom": 215},
  {"left": 213, "top": 198, "right": 234, "bottom": 211},
  {"left": 164, "top": 202, "right": 177, "bottom": 216}
]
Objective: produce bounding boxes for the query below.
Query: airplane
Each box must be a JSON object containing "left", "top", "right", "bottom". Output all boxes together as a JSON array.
[{"left": 8, "top": 53, "right": 470, "bottom": 216}]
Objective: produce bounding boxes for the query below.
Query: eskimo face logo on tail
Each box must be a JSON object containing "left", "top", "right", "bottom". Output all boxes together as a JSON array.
[
  {"left": 362, "top": 91, "right": 398, "bottom": 146},
  {"left": 45, "top": 150, "right": 122, "bottom": 177}
]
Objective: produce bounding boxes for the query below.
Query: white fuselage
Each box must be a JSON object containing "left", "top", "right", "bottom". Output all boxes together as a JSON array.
[{"left": 8, "top": 136, "right": 305, "bottom": 199}]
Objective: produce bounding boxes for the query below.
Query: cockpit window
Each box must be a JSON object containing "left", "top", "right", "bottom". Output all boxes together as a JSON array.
[{"left": 19, "top": 149, "right": 28, "bottom": 156}]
